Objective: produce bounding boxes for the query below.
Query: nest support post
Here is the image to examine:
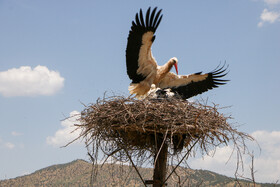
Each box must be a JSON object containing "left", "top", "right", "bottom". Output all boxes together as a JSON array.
[{"left": 152, "top": 135, "right": 168, "bottom": 187}]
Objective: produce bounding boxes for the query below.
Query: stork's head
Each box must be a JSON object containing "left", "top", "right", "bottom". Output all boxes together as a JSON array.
[{"left": 171, "top": 57, "right": 178, "bottom": 75}]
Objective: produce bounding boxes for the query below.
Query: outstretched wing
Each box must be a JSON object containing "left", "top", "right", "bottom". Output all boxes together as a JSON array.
[
  {"left": 126, "top": 7, "right": 163, "bottom": 83},
  {"left": 158, "top": 64, "right": 229, "bottom": 99}
]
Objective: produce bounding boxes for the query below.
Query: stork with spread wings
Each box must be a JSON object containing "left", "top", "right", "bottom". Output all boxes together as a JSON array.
[{"left": 126, "top": 7, "right": 228, "bottom": 99}]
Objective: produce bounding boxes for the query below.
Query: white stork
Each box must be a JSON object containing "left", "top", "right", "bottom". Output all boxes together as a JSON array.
[{"left": 126, "top": 7, "right": 229, "bottom": 99}]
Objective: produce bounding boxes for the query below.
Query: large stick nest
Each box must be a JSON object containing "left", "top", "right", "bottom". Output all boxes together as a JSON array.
[{"left": 77, "top": 95, "right": 251, "bottom": 157}]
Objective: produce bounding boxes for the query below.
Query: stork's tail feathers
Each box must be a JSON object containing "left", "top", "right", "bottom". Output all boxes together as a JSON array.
[{"left": 128, "top": 82, "right": 151, "bottom": 99}]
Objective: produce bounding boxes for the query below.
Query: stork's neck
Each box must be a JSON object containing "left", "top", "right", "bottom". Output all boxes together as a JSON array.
[
  {"left": 165, "top": 60, "right": 175, "bottom": 72},
  {"left": 154, "top": 59, "right": 174, "bottom": 85},
  {"left": 161, "top": 59, "right": 174, "bottom": 74}
]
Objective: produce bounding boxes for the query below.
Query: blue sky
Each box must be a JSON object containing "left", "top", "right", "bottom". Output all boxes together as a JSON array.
[{"left": 0, "top": 0, "right": 280, "bottom": 183}]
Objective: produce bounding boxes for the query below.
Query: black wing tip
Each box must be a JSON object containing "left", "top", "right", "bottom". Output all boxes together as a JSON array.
[
  {"left": 132, "top": 7, "right": 163, "bottom": 32},
  {"left": 211, "top": 63, "right": 229, "bottom": 76},
  {"left": 166, "top": 62, "right": 229, "bottom": 99},
  {"left": 210, "top": 62, "right": 230, "bottom": 87}
]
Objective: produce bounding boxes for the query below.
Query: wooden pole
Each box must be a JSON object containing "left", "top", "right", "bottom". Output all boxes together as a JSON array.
[{"left": 153, "top": 136, "right": 168, "bottom": 187}]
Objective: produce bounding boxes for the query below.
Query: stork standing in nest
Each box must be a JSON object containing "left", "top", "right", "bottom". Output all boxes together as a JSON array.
[{"left": 126, "top": 7, "right": 229, "bottom": 99}]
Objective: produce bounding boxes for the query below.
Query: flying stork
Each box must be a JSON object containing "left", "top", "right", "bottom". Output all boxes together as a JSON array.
[{"left": 126, "top": 7, "right": 229, "bottom": 99}]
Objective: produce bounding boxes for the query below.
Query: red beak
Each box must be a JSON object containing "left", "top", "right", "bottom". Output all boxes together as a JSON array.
[{"left": 174, "top": 63, "right": 178, "bottom": 75}]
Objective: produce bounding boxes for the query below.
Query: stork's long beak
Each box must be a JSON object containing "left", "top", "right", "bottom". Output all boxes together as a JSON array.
[{"left": 174, "top": 63, "right": 178, "bottom": 75}]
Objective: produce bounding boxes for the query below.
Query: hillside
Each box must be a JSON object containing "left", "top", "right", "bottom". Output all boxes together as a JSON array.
[{"left": 0, "top": 159, "right": 278, "bottom": 187}]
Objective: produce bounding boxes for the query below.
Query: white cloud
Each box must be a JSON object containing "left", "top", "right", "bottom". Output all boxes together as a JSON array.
[
  {"left": 251, "top": 131, "right": 280, "bottom": 158},
  {"left": 11, "top": 131, "right": 23, "bottom": 136},
  {"left": 46, "top": 111, "right": 82, "bottom": 147},
  {"left": 189, "top": 146, "right": 237, "bottom": 178},
  {"left": 0, "top": 136, "right": 25, "bottom": 150},
  {"left": 188, "top": 130, "right": 280, "bottom": 183},
  {"left": 4, "top": 142, "right": 15, "bottom": 149},
  {"left": 0, "top": 138, "right": 16, "bottom": 150},
  {"left": 264, "top": 0, "right": 280, "bottom": 6},
  {"left": 258, "top": 9, "right": 280, "bottom": 27},
  {"left": 0, "top": 137, "right": 25, "bottom": 150},
  {"left": 0, "top": 65, "right": 64, "bottom": 97}
]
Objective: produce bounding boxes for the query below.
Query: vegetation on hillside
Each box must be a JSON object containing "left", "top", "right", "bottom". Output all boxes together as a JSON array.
[{"left": 0, "top": 160, "right": 278, "bottom": 187}]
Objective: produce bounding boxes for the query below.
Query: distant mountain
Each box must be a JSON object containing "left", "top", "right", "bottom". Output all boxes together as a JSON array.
[{"left": 0, "top": 159, "right": 278, "bottom": 187}]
